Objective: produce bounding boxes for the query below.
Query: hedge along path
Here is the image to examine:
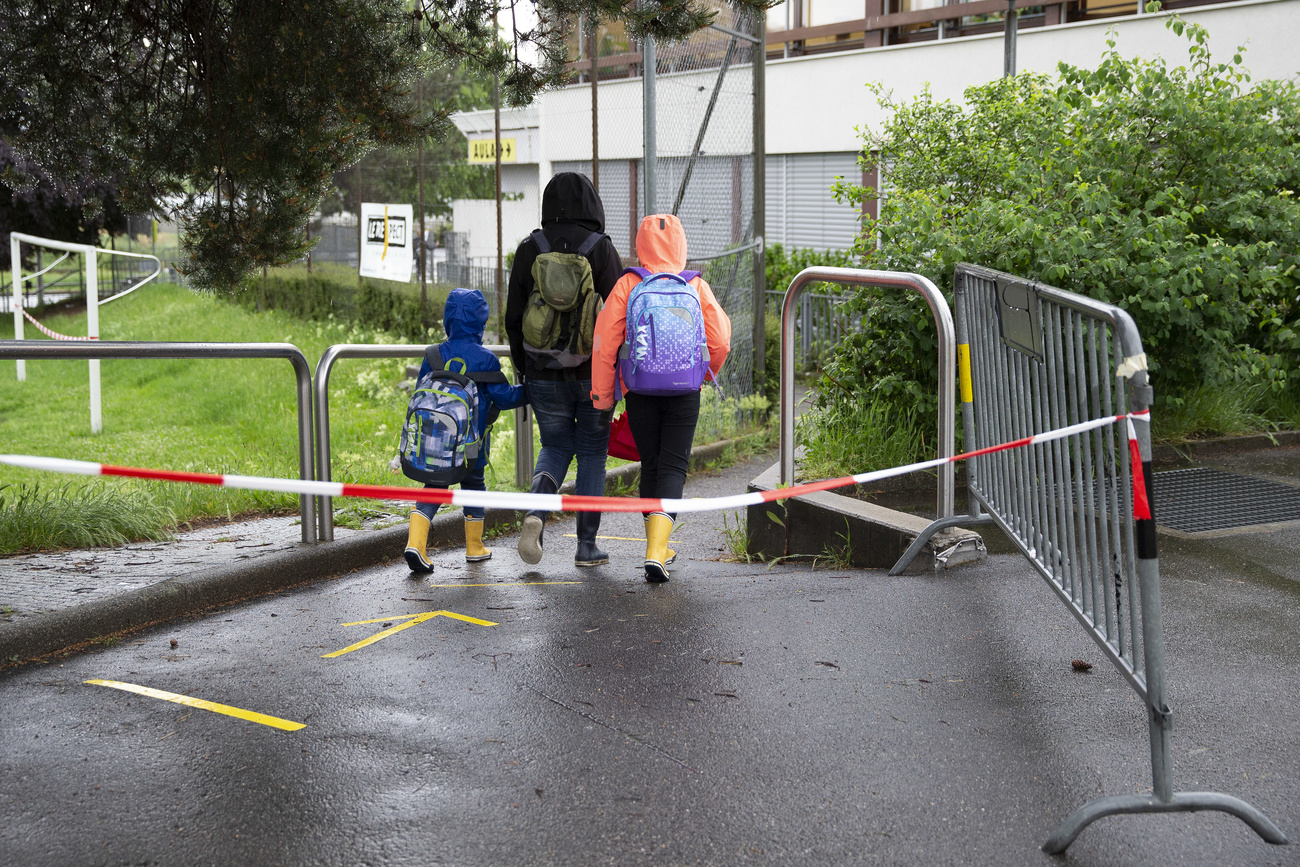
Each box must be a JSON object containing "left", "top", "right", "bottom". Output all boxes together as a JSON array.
[{"left": 1, "top": 410, "right": 1151, "bottom": 520}]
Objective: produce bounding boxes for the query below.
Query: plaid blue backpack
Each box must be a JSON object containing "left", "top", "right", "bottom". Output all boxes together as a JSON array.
[{"left": 398, "top": 347, "right": 506, "bottom": 485}]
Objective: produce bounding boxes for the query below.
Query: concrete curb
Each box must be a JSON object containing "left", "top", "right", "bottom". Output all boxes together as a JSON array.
[
  {"left": 746, "top": 456, "right": 985, "bottom": 572},
  {"left": 1152, "top": 430, "right": 1300, "bottom": 463},
  {"left": 0, "top": 436, "right": 751, "bottom": 663}
]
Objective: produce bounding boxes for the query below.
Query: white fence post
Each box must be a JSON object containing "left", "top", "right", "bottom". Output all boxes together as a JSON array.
[
  {"left": 86, "top": 246, "right": 101, "bottom": 433},
  {"left": 10, "top": 233, "right": 24, "bottom": 382}
]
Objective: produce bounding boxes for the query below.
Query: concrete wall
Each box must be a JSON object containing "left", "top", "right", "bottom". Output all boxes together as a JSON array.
[{"left": 450, "top": 184, "right": 540, "bottom": 262}]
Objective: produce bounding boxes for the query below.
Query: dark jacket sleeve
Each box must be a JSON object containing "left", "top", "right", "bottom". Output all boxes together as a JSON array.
[
  {"left": 591, "top": 236, "right": 623, "bottom": 301},
  {"left": 505, "top": 237, "right": 537, "bottom": 376}
]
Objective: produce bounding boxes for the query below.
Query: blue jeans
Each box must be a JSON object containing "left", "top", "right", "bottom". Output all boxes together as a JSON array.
[
  {"left": 526, "top": 378, "right": 609, "bottom": 497},
  {"left": 414, "top": 434, "right": 488, "bottom": 521}
]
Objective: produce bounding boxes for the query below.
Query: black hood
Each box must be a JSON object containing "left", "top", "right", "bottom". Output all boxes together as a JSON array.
[{"left": 541, "top": 172, "right": 605, "bottom": 232}]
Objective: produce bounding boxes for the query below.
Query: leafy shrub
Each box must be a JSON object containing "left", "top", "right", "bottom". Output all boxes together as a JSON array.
[
  {"left": 764, "top": 243, "right": 858, "bottom": 296},
  {"left": 232, "top": 268, "right": 449, "bottom": 343},
  {"left": 824, "top": 16, "right": 1300, "bottom": 444}
]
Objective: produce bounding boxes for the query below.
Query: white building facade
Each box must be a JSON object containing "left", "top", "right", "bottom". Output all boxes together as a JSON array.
[{"left": 451, "top": 0, "right": 1299, "bottom": 262}]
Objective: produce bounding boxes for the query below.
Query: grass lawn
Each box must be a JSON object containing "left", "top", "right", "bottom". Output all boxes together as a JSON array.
[{"left": 0, "top": 282, "right": 539, "bottom": 553}]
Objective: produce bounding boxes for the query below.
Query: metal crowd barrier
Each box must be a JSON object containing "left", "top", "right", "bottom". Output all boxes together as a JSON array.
[
  {"left": 780, "top": 266, "right": 955, "bottom": 518},
  {"left": 0, "top": 340, "right": 317, "bottom": 543},
  {"left": 892, "top": 264, "right": 1286, "bottom": 852},
  {"left": 312, "top": 344, "right": 533, "bottom": 541}
]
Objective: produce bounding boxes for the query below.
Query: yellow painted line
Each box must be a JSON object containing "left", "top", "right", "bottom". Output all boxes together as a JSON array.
[
  {"left": 85, "top": 679, "right": 305, "bottom": 732},
  {"left": 958, "top": 343, "right": 973, "bottom": 404},
  {"left": 423, "top": 580, "right": 583, "bottom": 588},
  {"left": 323, "top": 609, "right": 498, "bottom": 659}
]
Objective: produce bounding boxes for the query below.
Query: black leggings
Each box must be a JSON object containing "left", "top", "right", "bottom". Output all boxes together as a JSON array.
[{"left": 625, "top": 390, "right": 701, "bottom": 517}]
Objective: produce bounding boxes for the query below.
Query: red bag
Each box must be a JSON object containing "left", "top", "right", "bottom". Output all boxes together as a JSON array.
[{"left": 607, "top": 411, "right": 640, "bottom": 461}]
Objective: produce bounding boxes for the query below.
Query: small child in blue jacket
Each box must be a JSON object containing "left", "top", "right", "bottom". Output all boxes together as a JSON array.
[{"left": 405, "top": 288, "right": 526, "bottom": 572}]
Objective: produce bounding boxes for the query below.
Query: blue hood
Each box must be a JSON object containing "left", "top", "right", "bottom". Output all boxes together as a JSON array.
[{"left": 443, "top": 288, "right": 489, "bottom": 341}]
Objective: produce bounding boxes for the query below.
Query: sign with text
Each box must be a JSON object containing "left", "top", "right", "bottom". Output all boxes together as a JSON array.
[
  {"left": 358, "top": 202, "right": 413, "bottom": 283},
  {"left": 468, "top": 137, "right": 517, "bottom": 164}
]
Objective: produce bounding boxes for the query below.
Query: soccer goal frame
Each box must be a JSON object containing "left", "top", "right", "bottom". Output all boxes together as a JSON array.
[{"left": 9, "top": 232, "right": 162, "bottom": 433}]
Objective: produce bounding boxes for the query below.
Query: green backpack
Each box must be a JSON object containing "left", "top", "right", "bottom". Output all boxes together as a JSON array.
[{"left": 522, "top": 229, "right": 605, "bottom": 370}]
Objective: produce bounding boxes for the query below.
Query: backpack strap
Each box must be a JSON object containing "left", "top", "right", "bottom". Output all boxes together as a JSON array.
[
  {"left": 467, "top": 368, "right": 508, "bottom": 384},
  {"left": 535, "top": 229, "right": 605, "bottom": 257},
  {"left": 623, "top": 267, "right": 699, "bottom": 282},
  {"left": 424, "top": 346, "right": 445, "bottom": 372},
  {"left": 424, "top": 345, "right": 507, "bottom": 384}
]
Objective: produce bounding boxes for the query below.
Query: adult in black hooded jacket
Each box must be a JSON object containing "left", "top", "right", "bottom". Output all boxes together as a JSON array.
[{"left": 506, "top": 172, "right": 622, "bottom": 567}]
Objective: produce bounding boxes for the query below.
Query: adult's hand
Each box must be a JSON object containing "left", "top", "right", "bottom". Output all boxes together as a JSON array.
[{"left": 597, "top": 409, "right": 613, "bottom": 428}]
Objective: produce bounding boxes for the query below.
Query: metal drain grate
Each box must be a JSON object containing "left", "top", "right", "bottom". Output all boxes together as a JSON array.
[{"left": 1153, "top": 467, "right": 1300, "bottom": 534}]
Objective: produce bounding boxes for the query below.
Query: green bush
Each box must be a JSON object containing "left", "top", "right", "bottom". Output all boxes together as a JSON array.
[
  {"left": 765, "top": 243, "right": 858, "bottom": 295},
  {"left": 823, "top": 16, "right": 1300, "bottom": 449},
  {"left": 763, "top": 313, "right": 780, "bottom": 399},
  {"left": 233, "top": 268, "right": 449, "bottom": 343}
]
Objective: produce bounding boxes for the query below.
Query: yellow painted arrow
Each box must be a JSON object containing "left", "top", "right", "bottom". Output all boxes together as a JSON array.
[{"left": 322, "top": 609, "right": 498, "bottom": 658}]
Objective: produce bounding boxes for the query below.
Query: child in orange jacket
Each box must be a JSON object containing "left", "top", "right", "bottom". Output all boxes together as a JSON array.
[{"left": 591, "top": 214, "right": 731, "bottom": 582}]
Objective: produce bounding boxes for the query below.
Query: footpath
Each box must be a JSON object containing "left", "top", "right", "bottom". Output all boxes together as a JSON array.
[
  {"left": 0, "top": 442, "right": 1298, "bottom": 862},
  {"left": 0, "top": 437, "right": 748, "bottom": 663}
]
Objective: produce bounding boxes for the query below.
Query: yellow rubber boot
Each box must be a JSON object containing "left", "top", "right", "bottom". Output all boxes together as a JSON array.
[
  {"left": 404, "top": 511, "right": 434, "bottom": 573},
  {"left": 644, "top": 515, "right": 676, "bottom": 565},
  {"left": 644, "top": 513, "right": 674, "bottom": 583},
  {"left": 465, "top": 517, "right": 492, "bottom": 562}
]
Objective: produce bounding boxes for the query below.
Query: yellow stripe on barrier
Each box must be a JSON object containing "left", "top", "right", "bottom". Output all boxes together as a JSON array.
[
  {"left": 958, "top": 343, "right": 973, "bottom": 404},
  {"left": 84, "top": 679, "right": 305, "bottom": 731}
]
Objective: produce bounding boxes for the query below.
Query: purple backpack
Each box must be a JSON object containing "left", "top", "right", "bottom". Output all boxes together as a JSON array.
[{"left": 618, "top": 268, "right": 710, "bottom": 397}]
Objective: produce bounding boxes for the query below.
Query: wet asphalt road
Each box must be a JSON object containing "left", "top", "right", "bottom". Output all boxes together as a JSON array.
[{"left": 1, "top": 454, "right": 1298, "bottom": 866}]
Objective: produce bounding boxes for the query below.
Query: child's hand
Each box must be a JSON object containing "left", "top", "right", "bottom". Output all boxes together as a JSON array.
[{"left": 388, "top": 455, "right": 402, "bottom": 474}]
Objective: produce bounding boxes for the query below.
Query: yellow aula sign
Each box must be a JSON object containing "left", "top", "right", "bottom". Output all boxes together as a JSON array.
[{"left": 468, "top": 138, "right": 517, "bottom": 164}]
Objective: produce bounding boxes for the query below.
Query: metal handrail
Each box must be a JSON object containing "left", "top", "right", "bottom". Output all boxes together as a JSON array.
[
  {"left": 312, "top": 344, "right": 533, "bottom": 541},
  {"left": 780, "top": 267, "right": 955, "bottom": 518},
  {"left": 0, "top": 340, "right": 317, "bottom": 543}
]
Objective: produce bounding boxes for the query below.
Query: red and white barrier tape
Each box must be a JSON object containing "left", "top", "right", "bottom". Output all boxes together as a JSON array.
[
  {"left": 0, "top": 411, "right": 1152, "bottom": 517},
  {"left": 21, "top": 309, "right": 98, "bottom": 341}
]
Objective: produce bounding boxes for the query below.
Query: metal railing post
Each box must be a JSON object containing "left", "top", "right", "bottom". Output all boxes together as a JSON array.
[
  {"left": 0, "top": 340, "right": 316, "bottom": 543},
  {"left": 515, "top": 404, "right": 534, "bottom": 489},
  {"left": 312, "top": 344, "right": 527, "bottom": 541},
  {"left": 780, "top": 267, "right": 955, "bottom": 518}
]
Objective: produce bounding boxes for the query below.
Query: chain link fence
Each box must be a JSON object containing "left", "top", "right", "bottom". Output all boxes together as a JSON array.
[
  {"left": 560, "top": 2, "right": 764, "bottom": 441},
  {"left": 658, "top": 3, "right": 762, "bottom": 441}
]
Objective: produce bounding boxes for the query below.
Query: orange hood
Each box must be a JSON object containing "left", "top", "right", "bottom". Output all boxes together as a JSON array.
[{"left": 635, "top": 214, "right": 688, "bottom": 272}]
